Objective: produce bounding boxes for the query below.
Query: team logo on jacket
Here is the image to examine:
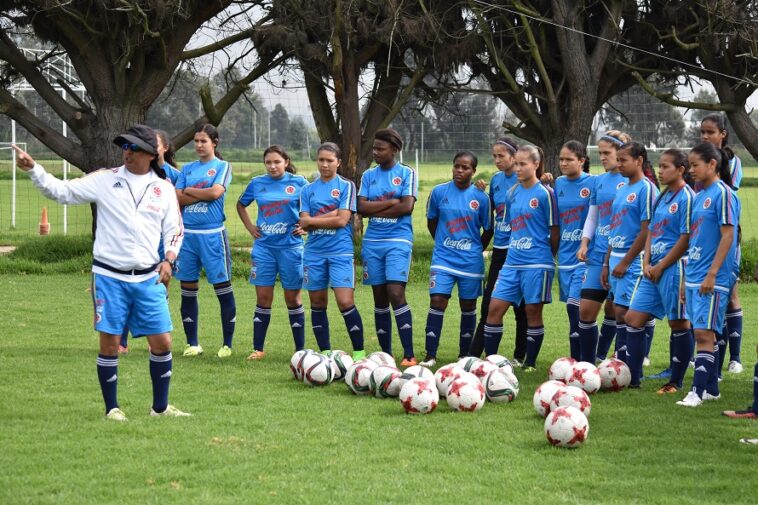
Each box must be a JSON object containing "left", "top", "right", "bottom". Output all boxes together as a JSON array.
[
  {"left": 392, "top": 177, "right": 402, "bottom": 186},
  {"left": 616, "top": 182, "right": 626, "bottom": 190},
  {"left": 469, "top": 199, "right": 480, "bottom": 210},
  {"left": 668, "top": 202, "right": 678, "bottom": 214},
  {"left": 331, "top": 189, "right": 341, "bottom": 198},
  {"left": 580, "top": 187, "right": 591, "bottom": 198},
  {"left": 703, "top": 197, "right": 712, "bottom": 209},
  {"left": 207, "top": 169, "right": 216, "bottom": 177},
  {"left": 529, "top": 198, "right": 539, "bottom": 209},
  {"left": 626, "top": 193, "right": 637, "bottom": 203},
  {"left": 285, "top": 185, "right": 296, "bottom": 195},
  {"left": 153, "top": 186, "right": 161, "bottom": 197}
]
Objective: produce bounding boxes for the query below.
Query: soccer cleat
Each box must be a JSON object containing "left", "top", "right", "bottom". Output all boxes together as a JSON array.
[
  {"left": 150, "top": 405, "right": 191, "bottom": 417},
  {"left": 522, "top": 366, "right": 537, "bottom": 373},
  {"left": 105, "top": 407, "right": 127, "bottom": 421},
  {"left": 351, "top": 350, "right": 366, "bottom": 361},
  {"left": 217, "top": 345, "right": 233, "bottom": 358},
  {"left": 657, "top": 383, "right": 680, "bottom": 395},
  {"left": 677, "top": 391, "right": 703, "bottom": 407},
  {"left": 646, "top": 368, "right": 672, "bottom": 380},
  {"left": 722, "top": 409, "right": 757, "bottom": 419},
  {"left": 727, "top": 361, "right": 744, "bottom": 374},
  {"left": 183, "top": 344, "right": 204, "bottom": 357},
  {"left": 400, "top": 357, "right": 418, "bottom": 367},
  {"left": 118, "top": 345, "right": 128, "bottom": 354},
  {"left": 511, "top": 358, "right": 523, "bottom": 368},
  {"left": 703, "top": 392, "right": 721, "bottom": 401},
  {"left": 419, "top": 355, "right": 437, "bottom": 368},
  {"left": 739, "top": 438, "right": 758, "bottom": 445},
  {"left": 246, "top": 350, "right": 266, "bottom": 361},
  {"left": 628, "top": 383, "right": 641, "bottom": 389},
  {"left": 643, "top": 357, "right": 651, "bottom": 367}
]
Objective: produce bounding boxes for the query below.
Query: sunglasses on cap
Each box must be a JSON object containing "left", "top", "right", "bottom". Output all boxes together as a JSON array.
[{"left": 121, "top": 143, "right": 145, "bottom": 152}]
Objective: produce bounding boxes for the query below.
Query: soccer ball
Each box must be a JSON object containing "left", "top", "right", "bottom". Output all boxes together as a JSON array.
[
  {"left": 290, "top": 350, "right": 310, "bottom": 380},
  {"left": 434, "top": 364, "right": 467, "bottom": 398},
  {"left": 446, "top": 377, "right": 486, "bottom": 412},
  {"left": 533, "top": 380, "right": 566, "bottom": 417},
  {"left": 370, "top": 365, "right": 403, "bottom": 398},
  {"left": 299, "top": 351, "right": 325, "bottom": 381},
  {"left": 544, "top": 406, "right": 589, "bottom": 448},
  {"left": 457, "top": 356, "right": 483, "bottom": 372},
  {"left": 399, "top": 377, "right": 439, "bottom": 414},
  {"left": 485, "top": 354, "right": 514, "bottom": 372},
  {"left": 550, "top": 385, "right": 591, "bottom": 417},
  {"left": 598, "top": 358, "right": 632, "bottom": 391},
  {"left": 469, "top": 360, "right": 500, "bottom": 383},
  {"left": 548, "top": 357, "right": 577, "bottom": 382},
  {"left": 397, "top": 364, "right": 434, "bottom": 390},
  {"left": 329, "top": 350, "right": 353, "bottom": 381},
  {"left": 565, "top": 361, "right": 602, "bottom": 394},
  {"left": 303, "top": 354, "right": 334, "bottom": 386},
  {"left": 345, "top": 361, "right": 377, "bottom": 395},
  {"left": 368, "top": 351, "right": 396, "bottom": 368},
  {"left": 484, "top": 368, "right": 519, "bottom": 403}
]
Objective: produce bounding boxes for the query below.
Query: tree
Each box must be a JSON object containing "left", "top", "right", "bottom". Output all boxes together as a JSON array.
[
  {"left": 269, "top": 103, "right": 291, "bottom": 147},
  {"left": 604, "top": 84, "right": 686, "bottom": 147},
  {"left": 289, "top": 116, "right": 309, "bottom": 154}
]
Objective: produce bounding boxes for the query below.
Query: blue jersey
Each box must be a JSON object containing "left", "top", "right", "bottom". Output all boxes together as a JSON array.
[
  {"left": 730, "top": 155, "right": 742, "bottom": 190},
  {"left": 589, "top": 171, "right": 628, "bottom": 264},
  {"left": 608, "top": 178, "right": 658, "bottom": 252},
  {"left": 505, "top": 182, "right": 559, "bottom": 270},
  {"left": 648, "top": 185, "right": 695, "bottom": 265},
  {"left": 686, "top": 180, "right": 737, "bottom": 289},
  {"left": 358, "top": 162, "right": 417, "bottom": 245},
  {"left": 490, "top": 171, "right": 519, "bottom": 249},
  {"left": 300, "top": 175, "right": 356, "bottom": 257},
  {"left": 175, "top": 157, "right": 232, "bottom": 230},
  {"left": 163, "top": 163, "right": 181, "bottom": 186},
  {"left": 555, "top": 173, "right": 594, "bottom": 267},
  {"left": 427, "top": 181, "right": 491, "bottom": 277},
  {"left": 238, "top": 172, "right": 308, "bottom": 249}
]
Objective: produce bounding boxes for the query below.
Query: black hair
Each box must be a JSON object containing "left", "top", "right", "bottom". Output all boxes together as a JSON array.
[
  {"left": 263, "top": 144, "right": 296, "bottom": 174},
  {"left": 690, "top": 142, "right": 733, "bottom": 188},
  {"left": 642, "top": 160, "right": 660, "bottom": 188},
  {"left": 598, "top": 130, "right": 632, "bottom": 149},
  {"left": 701, "top": 114, "right": 735, "bottom": 160},
  {"left": 562, "top": 140, "right": 590, "bottom": 173},
  {"left": 453, "top": 150, "right": 478, "bottom": 169},
  {"left": 374, "top": 128, "right": 403, "bottom": 151},
  {"left": 653, "top": 149, "right": 691, "bottom": 212},
  {"left": 196, "top": 123, "right": 222, "bottom": 160},
  {"left": 317, "top": 142, "right": 342, "bottom": 160},
  {"left": 517, "top": 145, "right": 545, "bottom": 179},
  {"left": 494, "top": 137, "right": 519, "bottom": 154},
  {"left": 618, "top": 142, "right": 650, "bottom": 183},
  {"left": 155, "top": 129, "right": 177, "bottom": 168}
]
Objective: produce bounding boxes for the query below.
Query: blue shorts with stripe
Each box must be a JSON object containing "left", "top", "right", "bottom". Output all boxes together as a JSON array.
[
  {"left": 609, "top": 253, "right": 641, "bottom": 308},
  {"left": 429, "top": 267, "right": 483, "bottom": 300},
  {"left": 491, "top": 267, "right": 554, "bottom": 305},
  {"left": 250, "top": 244, "right": 303, "bottom": 290},
  {"left": 685, "top": 285, "right": 729, "bottom": 332},
  {"left": 175, "top": 228, "right": 233, "bottom": 284},
  {"left": 581, "top": 263, "right": 611, "bottom": 299},
  {"left": 558, "top": 264, "right": 586, "bottom": 303},
  {"left": 303, "top": 255, "right": 355, "bottom": 290},
  {"left": 629, "top": 260, "right": 686, "bottom": 321},
  {"left": 92, "top": 273, "right": 172, "bottom": 337},
  {"left": 361, "top": 240, "right": 412, "bottom": 285}
]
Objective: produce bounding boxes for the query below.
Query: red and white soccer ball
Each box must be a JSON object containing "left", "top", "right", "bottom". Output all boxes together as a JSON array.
[
  {"left": 433, "top": 364, "right": 466, "bottom": 398},
  {"left": 457, "top": 356, "right": 483, "bottom": 372},
  {"left": 598, "top": 358, "right": 632, "bottom": 391},
  {"left": 484, "top": 368, "right": 520, "bottom": 403},
  {"left": 345, "top": 360, "right": 377, "bottom": 395},
  {"left": 548, "top": 357, "right": 577, "bottom": 382},
  {"left": 329, "top": 350, "right": 353, "bottom": 381},
  {"left": 298, "top": 351, "right": 324, "bottom": 382},
  {"left": 550, "top": 385, "right": 592, "bottom": 417},
  {"left": 368, "top": 351, "right": 396, "bottom": 368},
  {"left": 544, "top": 406, "right": 589, "bottom": 448},
  {"left": 399, "top": 377, "right": 439, "bottom": 414},
  {"left": 470, "top": 360, "right": 499, "bottom": 383},
  {"left": 397, "top": 364, "right": 434, "bottom": 390},
  {"left": 446, "top": 376, "right": 486, "bottom": 412},
  {"left": 370, "top": 365, "right": 403, "bottom": 398},
  {"left": 565, "top": 361, "right": 602, "bottom": 394},
  {"left": 290, "top": 349, "right": 310, "bottom": 380},
  {"left": 303, "top": 354, "right": 334, "bottom": 386},
  {"left": 485, "top": 354, "right": 514, "bottom": 373},
  {"left": 533, "top": 380, "right": 566, "bottom": 417}
]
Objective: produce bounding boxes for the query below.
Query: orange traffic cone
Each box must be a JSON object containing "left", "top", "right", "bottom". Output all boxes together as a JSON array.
[{"left": 39, "top": 207, "right": 50, "bottom": 235}]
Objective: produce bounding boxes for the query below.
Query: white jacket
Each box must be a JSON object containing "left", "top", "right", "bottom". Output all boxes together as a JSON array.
[{"left": 28, "top": 164, "right": 184, "bottom": 282}]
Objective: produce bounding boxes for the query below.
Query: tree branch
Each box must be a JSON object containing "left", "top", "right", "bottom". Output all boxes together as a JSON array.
[
  {"left": 181, "top": 24, "right": 265, "bottom": 60},
  {"left": 632, "top": 71, "right": 735, "bottom": 111}
]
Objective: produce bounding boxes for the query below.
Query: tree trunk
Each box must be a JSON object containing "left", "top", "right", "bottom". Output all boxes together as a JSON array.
[{"left": 725, "top": 107, "right": 758, "bottom": 162}]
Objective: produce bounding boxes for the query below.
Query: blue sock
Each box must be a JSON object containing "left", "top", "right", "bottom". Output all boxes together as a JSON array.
[
  {"left": 180, "top": 286, "right": 199, "bottom": 346},
  {"left": 215, "top": 283, "right": 236, "bottom": 348},
  {"left": 120, "top": 329, "right": 129, "bottom": 348},
  {"left": 615, "top": 323, "right": 628, "bottom": 363},
  {"left": 149, "top": 351, "right": 172, "bottom": 413},
  {"left": 716, "top": 333, "right": 727, "bottom": 377},
  {"left": 96, "top": 354, "right": 119, "bottom": 414},
  {"left": 668, "top": 332, "right": 675, "bottom": 370},
  {"left": 626, "top": 326, "right": 646, "bottom": 386},
  {"left": 645, "top": 319, "right": 656, "bottom": 357},
  {"left": 374, "top": 306, "right": 392, "bottom": 354},
  {"left": 252, "top": 305, "right": 272, "bottom": 352},
  {"left": 567, "top": 303, "right": 580, "bottom": 360},
  {"left": 483, "top": 323, "right": 504, "bottom": 356},
  {"left": 706, "top": 345, "right": 721, "bottom": 396},
  {"left": 670, "top": 330, "right": 692, "bottom": 388},
  {"left": 424, "top": 307, "right": 445, "bottom": 357},
  {"left": 578, "top": 319, "right": 598, "bottom": 364},
  {"left": 525, "top": 325, "right": 545, "bottom": 367},
  {"left": 597, "top": 318, "right": 616, "bottom": 360},
  {"left": 692, "top": 350, "right": 715, "bottom": 398},
  {"left": 288, "top": 305, "right": 305, "bottom": 351},
  {"left": 752, "top": 362, "right": 758, "bottom": 414},
  {"left": 341, "top": 305, "right": 364, "bottom": 352},
  {"left": 726, "top": 308, "right": 743, "bottom": 363},
  {"left": 459, "top": 310, "right": 477, "bottom": 357},
  {"left": 394, "top": 303, "right": 415, "bottom": 359},
  {"left": 311, "top": 308, "right": 331, "bottom": 351}
]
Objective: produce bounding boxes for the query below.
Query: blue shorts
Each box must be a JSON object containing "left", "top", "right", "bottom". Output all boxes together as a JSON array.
[
  {"left": 581, "top": 262, "right": 611, "bottom": 298},
  {"left": 303, "top": 255, "right": 355, "bottom": 290},
  {"left": 608, "top": 253, "right": 641, "bottom": 308},
  {"left": 361, "top": 240, "right": 412, "bottom": 285},
  {"left": 429, "top": 268, "right": 483, "bottom": 300},
  {"left": 175, "top": 229, "right": 232, "bottom": 284},
  {"left": 91, "top": 273, "right": 172, "bottom": 337},
  {"left": 685, "top": 286, "right": 729, "bottom": 332},
  {"left": 558, "top": 264, "right": 586, "bottom": 303},
  {"left": 491, "top": 267, "right": 554, "bottom": 305},
  {"left": 629, "top": 260, "right": 686, "bottom": 321},
  {"left": 251, "top": 244, "right": 303, "bottom": 290}
]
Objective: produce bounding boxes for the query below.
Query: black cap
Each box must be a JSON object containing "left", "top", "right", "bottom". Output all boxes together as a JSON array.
[{"left": 113, "top": 124, "right": 158, "bottom": 155}]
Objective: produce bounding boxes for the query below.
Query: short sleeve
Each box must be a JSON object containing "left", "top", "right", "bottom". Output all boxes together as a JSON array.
[
  {"left": 479, "top": 192, "right": 492, "bottom": 231},
  {"left": 300, "top": 185, "right": 312, "bottom": 216},
  {"left": 427, "top": 187, "right": 439, "bottom": 220},
  {"left": 358, "top": 171, "right": 370, "bottom": 199},
  {"left": 546, "top": 186, "right": 559, "bottom": 227},
  {"left": 339, "top": 179, "right": 356, "bottom": 212},
  {"left": 679, "top": 189, "right": 693, "bottom": 234},
  {"left": 402, "top": 167, "right": 417, "bottom": 199},
  {"left": 238, "top": 179, "right": 256, "bottom": 207},
  {"left": 212, "top": 161, "right": 232, "bottom": 189},
  {"left": 174, "top": 169, "right": 187, "bottom": 190},
  {"left": 640, "top": 181, "right": 657, "bottom": 222}
]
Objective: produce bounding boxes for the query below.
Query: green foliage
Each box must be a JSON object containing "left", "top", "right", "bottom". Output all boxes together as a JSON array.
[
  {"left": 0, "top": 235, "right": 92, "bottom": 274},
  {"left": 740, "top": 239, "right": 758, "bottom": 282}
]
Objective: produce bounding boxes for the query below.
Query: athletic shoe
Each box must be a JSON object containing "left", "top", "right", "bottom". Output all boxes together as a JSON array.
[
  {"left": 183, "top": 345, "right": 203, "bottom": 357},
  {"left": 722, "top": 409, "right": 757, "bottom": 419},
  {"left": 105, "top": 407, "right": 127, "bottom": 421},
  {"left": 739, "top": 438, "right": 758, "bottom": 445},
  {"left": 677, "top": 391, "right": 703, "bottom": 407},
  {"left": 217, "top": 345, "right": 233, "bottom": 358},
  {"left": 511, "top": 358, "right": 523, "bottom": 368},
  {"left": 246, "top": 350, "right": 265, "bottom": 361},
  {"left": 628, "top": 383, "right": 641, "bottom": 389},
  {"left": 689, "top": 360, "right": 695, "bottom": 369},
  {"left": 522, "top": 366, "right": 537, "bottom": 373},
  {"left": 150, "top": 405, "right": 191, "bottom": 417},
  {"left": 657, "top": 383, "right": 680, "bottom": 395},
  {"left": 703, "top": 392, "right": 721, "bottom": 401},
  {"left": 352, "top": 350, "right": 366, "bottom": 361},
  {"left": 400, "top": 357, "right": 418, "bottom": 367},
  {"left": 419, "top": 355, "right": 437, "bottom": 368},
  {"left": 646, "top": 368, "right": 672, "bottom": 380},
  {"left": 118, "top": 345, "right": 128, "bottom": 354},
  {"left": 643, "top": 357, "right": 651, "bottom": 367},
  {"left": 727, "top": 361, "right": 744, "bottom": 374}
]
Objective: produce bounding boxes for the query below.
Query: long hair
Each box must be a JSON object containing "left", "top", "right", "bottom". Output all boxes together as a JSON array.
[
  {"left": 518, "top": 145, "right": 545, "bottom": 179},
  {"left": 690, "top": 142, "right": 733, "bottom": 188},
  {"left": 263, "top": 144, "right": 296, "bottom": 174},
  {"left": 196, "top": 123, "right": 222, "bottom": 160},
  {"left": 701, "top": 114, "right": 735, "bottom": 160},
  {"left": 562, "top": 140, "right": 590, "bottom": 173},
  {"left": 155, "top": 129, "right": 177, "bottom": 168},
  {"left": 653, "top": 148, "right": 691, "bottom": 212}
]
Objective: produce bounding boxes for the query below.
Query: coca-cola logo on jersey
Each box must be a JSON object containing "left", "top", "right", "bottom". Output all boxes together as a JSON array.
[
  {"left": 529, "top": 198, "right": 539, "bottom": 209},
  {"left": 331, "top": 189, "right": 340, "bottom": 198},
  {"left": 392, "top": 177, "right": 402, "bottom": 186},
  {"left": 509, "top": 237, "right": 533, "bottom": 250},
  {"left": 608, "top": 236, "right": 627, "bottom": 248},
  {"left": 469, "top": 200, "right": 480, "bottom": 210},
  {"left": 443, "top": 237, "right": 473, "bottom": 251},
  {"left": 260, "top": 222, "right": 288, "bottom": 234},
  {"left": 626, "top": 193, "right": 636, "bottom": 203},
  {"left": 668, "top": 202, "right": 678, "bottom": 214},
  {"left": 561, "top": 229, "right": 583, "bottom": 242},
  {"left": 703, "top": 197, "right": 711, "bottom": 209},
  {"left": 285, "top": 185, "right": 296, "bottom": 195},
  {"left": 651, "top": 242, "right": 667, "bottom": 256},
  {"left": 580, "top": 187, "right": 591, "bottom": 198}
]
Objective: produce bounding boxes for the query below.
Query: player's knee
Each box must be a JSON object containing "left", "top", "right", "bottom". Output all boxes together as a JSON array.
[
  {"left": 386, "top": 283, "right": 407, "bottom": 307},
  {"left": 624, "top": 311, "right": 646, "bottom": 329},
  {"left": 283, "top": 290, "right": 301, "bottom": 308}
]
